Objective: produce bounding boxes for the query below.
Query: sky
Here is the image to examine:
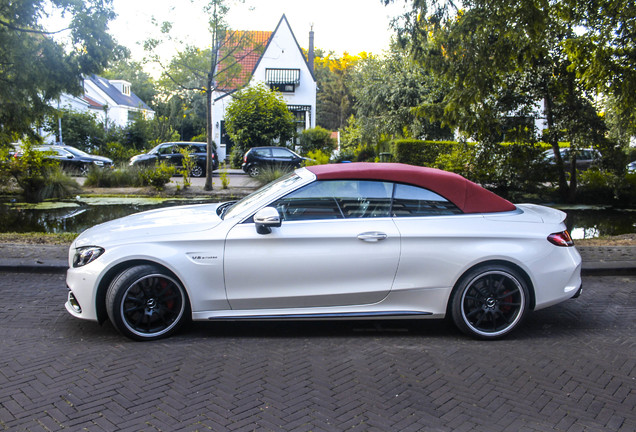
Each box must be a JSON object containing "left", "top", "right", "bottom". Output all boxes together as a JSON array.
[{"left": 109, "top": 0, "right": 408, "bottom": 64}]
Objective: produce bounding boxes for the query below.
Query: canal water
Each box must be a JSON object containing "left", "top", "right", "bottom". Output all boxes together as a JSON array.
[{"left": 0, "top": 198, "right": 634, "bottom": 240}]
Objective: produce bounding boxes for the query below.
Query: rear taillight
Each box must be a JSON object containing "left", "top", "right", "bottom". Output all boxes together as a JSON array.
[
  {"left": 548, "top": 230, "right": 574, "bottom": 247},
  {"left": 243, "top": 153, "right": 248, "bottom": 163}
]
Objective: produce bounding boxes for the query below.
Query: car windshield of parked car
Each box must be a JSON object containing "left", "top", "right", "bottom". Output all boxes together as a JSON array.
[
  {"left": 65, "top": 147, "right": 90, "bottom": 157},
  {"left": 222, "top": 172, "right": 304, "bottom": 220}
]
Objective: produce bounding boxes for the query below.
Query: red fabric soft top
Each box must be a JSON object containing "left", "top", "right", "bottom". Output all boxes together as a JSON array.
[{"left": 305, "top": 163, "right": 516, "bottom": 214}]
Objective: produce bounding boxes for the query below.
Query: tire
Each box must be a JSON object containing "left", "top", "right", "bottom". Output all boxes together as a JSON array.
[
  {"left": 450, "top": 264, "right": 529, "bottom": 340},
  {"left": 190, "top": 164, "right": 205, "bottom": 178},
  {"left": 248, "top": 165, "right": 260, "bottom": 177},
  {"left": 79, "top": 164, "right": 89, "bottom": 177},
  {"left": 106, "top": 264, "right": 189, "bottom": 341}
]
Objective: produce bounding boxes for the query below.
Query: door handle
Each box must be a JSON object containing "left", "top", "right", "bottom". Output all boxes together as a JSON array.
[{"left": 357, "top": 232, "right": 388, "bottom": 242}]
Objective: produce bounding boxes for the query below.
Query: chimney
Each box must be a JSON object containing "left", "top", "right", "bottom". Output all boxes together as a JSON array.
[{"left": 308, "top": 25, "right": 315, "bottom": 73}]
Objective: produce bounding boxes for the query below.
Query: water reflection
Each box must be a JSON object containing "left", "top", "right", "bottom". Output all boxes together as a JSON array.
[
  {"left": 0, "top": 198, "right": 219, "bottom": 234},
  {"left": 564, "top": 208, "right": 635, "bottom": 239},
  {"left": 0, "top": 199, "right": 633, "bottom": 238}
]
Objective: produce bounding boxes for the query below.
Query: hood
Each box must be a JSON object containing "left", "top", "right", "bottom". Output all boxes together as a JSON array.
[
  {"left": 91, "top": 155, "right": 113, "bottom": 163},
  {"left": 74, "top": 203, "right": 222, "bottom": 247}
]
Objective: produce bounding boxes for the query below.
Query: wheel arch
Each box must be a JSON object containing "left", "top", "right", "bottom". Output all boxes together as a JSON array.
[
  {"left": 446, "top": 259, "right": 536, "bottom": 318},
  {"left": 94, "top": 259, "right": 189, "bottom": 324}
]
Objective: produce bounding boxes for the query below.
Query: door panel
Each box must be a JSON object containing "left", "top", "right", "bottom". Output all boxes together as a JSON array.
[{"left": 224, "top": 218, "right": 400, "bottom": 310}]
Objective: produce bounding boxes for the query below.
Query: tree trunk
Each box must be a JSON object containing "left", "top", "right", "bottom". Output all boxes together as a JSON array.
[
  {"left": 204, "top": 81, "right": 214, "bottom": 191},
  {"left": 544, "top": 94, "right": 569, "bottom": 201}
]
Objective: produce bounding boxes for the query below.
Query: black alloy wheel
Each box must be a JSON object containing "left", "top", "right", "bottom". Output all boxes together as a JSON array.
[
  {"left": 106, "top": 265, "right": 189, "bottom": 341},
  {"left": 451, "top": 265, "right": 529, "bottom": 339}
]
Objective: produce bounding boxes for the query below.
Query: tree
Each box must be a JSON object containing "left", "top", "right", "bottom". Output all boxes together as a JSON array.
[
  {"left": 145, "top": 0, "right": 265, "bottom": 190},
  {"left": 390, "top": 0, "right": 621, "bottom": 202},
  {"left": 224, "top": 83, "right": 295, "bottom": 152},
  {"left": 560, "top": 0, "right": 636, "bottom": 136},
  {"left": 351, "top": 44, "right": 452, "bottom": 143},
  {"left": 0, "top": 0, "right": 116, "bottom": 146},
  {"left": 43, "top": 109, "right": 105, "bottom": 151},
  {"left": 314, "top": 51, "right": 362, "bottom": 130}
]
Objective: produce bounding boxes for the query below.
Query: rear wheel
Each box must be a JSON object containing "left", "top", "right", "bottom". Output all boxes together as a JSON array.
[
  {"left": 451, "top": 264, "right": 529, "bottom": 340},
  {"left": 248, "top": 165, "right": 260, "bottom": 177},
  {"left": 106, "top": 265, "right": 189, "bottom": 341},
  {"left": 190, "top": 164, "right": 205, "bottom": 177}
]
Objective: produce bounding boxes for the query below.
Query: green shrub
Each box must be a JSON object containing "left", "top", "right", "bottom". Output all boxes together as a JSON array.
[
  {"left": 99, "top": 142, "right": 139, "bottom": 164},
  {"left": 304, "top": 150, "right": 330, "bottom": 166},
  {"left": 354, "top": 144, "right": 377, "bottom": 162},
  {"left": 178, "top": 148, "right": 195, "bottom": 188},
  {"left": 576, "top": 168, "right": 636, "bottom": 206},
  {"left": 433, "top": 143, "right": 476, "bottom": 179},
  {"left": 391, "top": 139, "right": 458, "bottom": 166},
  {"left": 229, "top": 146, "right": 244, "bottom": 169},
  {"left": 39, "top": 166, "right": 81, "bottom": 200},
  {"left": 299, "top": 127, "right": 337, "bottom": 155},
  {"left": 4, "top": 140, "right": 62, "bottom": 202},
  {"left": 219, "top": 163, "right": 230, "bottom": 189},
  {"left": 139, "top": 162, "right": 176, "bottom": 190},
  {"left": 253, "top": 165, "right": 293, "bottom": 186},
  {"left": 84, "top": 165, "right": 143, "bottom": 188}
]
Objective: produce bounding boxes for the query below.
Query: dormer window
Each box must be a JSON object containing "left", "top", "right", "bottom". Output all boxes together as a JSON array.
[
  {"left": 266, "top": 68, "right": 300, "bottom": 93},
  {"left": 110, "top": 80, "right": 132, "bottom": 97}
]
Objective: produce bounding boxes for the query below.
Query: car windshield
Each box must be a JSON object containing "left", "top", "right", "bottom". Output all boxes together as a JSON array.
[
  {"left": 222, "top": 172, "right": 304, "bottom": 219},
  {"left": 65, "top": 147, "right": 90, "bottom": 157}
]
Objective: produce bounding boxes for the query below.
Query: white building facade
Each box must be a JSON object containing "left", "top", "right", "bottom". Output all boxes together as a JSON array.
[
  {"left": 211, "top": 15, "right": 317, "bottom": 160},
  {"left": 56, "top": 75, "right": 154, "bottom": 132}
]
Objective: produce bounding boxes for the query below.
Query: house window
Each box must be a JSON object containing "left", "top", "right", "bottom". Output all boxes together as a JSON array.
[
  {"left": 127, "top": 110, "right": 141, "bottom": 122},
  {"left": 270, "top": 83, "right": 295, "bottom": 93},
  {"left": 266, "top": 68, "right": 300, "bottom": 94}
]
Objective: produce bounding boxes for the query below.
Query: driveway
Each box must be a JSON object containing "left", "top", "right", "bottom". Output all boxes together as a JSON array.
[{"left": 0, "top": 273, "right": 634, "bottom": 431}]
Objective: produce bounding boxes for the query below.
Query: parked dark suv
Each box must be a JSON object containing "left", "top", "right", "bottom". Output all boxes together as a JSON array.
[
  {"left": 242, "top": 146, "right": 306, "bottom": 177},
  {"left": 35, "top": 145, "right": 113, "bottom": 176},
  {"left": 129, "top": 142, "right": 218, "bottom": 177}
]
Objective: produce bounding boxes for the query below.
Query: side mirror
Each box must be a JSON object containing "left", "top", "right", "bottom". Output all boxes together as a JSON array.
[{"left": 253, "top": 207, "right": 282, "bottom": 235}]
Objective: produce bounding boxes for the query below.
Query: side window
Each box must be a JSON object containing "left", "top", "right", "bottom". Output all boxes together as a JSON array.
[
  {"left": 254, "top": 149, "right": 270, "bottom": 157},
  {"left": 392, "top": 184, "right": 462, "bottom": 216},
  {"left": 336, "top": 180, "right": 392, "bottom": 218},
  {"left": 271, "top": 148, "right": 292, "bottom": 159},
  {"left": 158, "top": 145, "right": 173, "bottom": 155},
  {"left": 273, "top": 181, "right": 344, "bottom": 221},
  {"left": 272, "top": 180, "right": 392, "bottom": 221}
]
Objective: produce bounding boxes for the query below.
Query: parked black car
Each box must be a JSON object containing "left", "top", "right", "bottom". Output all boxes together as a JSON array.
[
  {"left": 129, "top": 142, "right": 218, "bottom": 177},
  {"left": 35, "top": 145, "right": 113, "bottom": 176},
  {"left": 242, "top": 146, "right": 306, "bottom": 177}
]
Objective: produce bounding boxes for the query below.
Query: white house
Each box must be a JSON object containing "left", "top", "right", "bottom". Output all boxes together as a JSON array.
[
  {"left": 211, "top": 15, "right": 317, "bottom": 160},
  {"left": 55, "top": 75, "right": 154, "bottom": 132}
]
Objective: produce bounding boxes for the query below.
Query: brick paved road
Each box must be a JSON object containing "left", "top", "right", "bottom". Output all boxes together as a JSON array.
[{"left": 0, "top": 273, "right": 634, "bottom": 431}]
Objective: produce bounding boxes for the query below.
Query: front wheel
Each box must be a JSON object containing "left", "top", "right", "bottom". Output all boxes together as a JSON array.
[
  {"left": 106, "top": 265, "right": 189, "bottom": 341},
  {"left": 451, "top": 264, "right": 529, "bottom": 340}
]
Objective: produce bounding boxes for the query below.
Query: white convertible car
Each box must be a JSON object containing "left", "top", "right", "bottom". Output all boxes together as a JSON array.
[{"left": 66, "top": 163, "right": 582, "bottom": 341}]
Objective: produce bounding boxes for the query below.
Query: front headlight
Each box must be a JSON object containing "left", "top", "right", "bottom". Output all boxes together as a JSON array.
[
  {"left": 73, "top": 246, "right": 104, "bottom": 268},
  {"left": 93, "top": 160, "right": 104, "bottom": 166}
]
